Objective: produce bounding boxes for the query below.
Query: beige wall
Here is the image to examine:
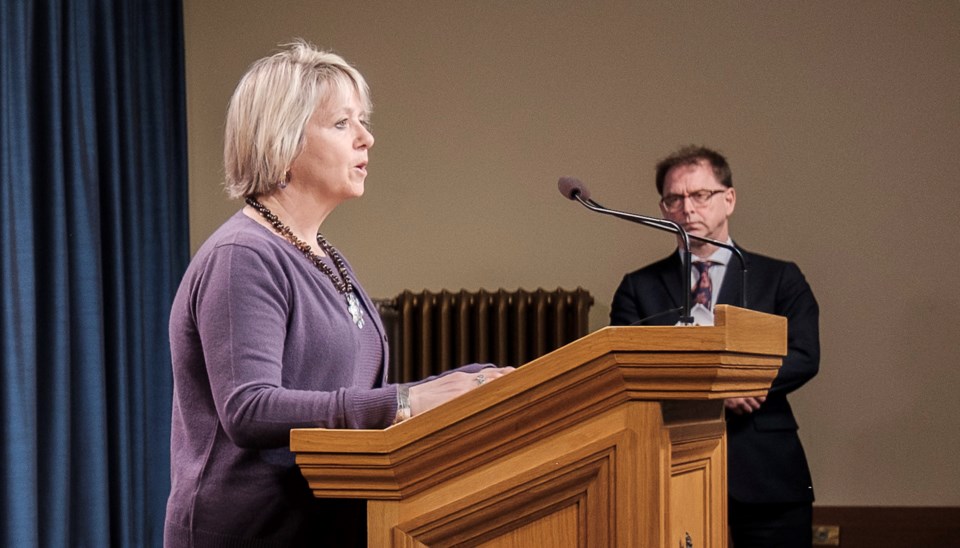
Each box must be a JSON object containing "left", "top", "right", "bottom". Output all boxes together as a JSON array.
[{"left": 184, "top": 1, "right": 960, "bottom": 506}]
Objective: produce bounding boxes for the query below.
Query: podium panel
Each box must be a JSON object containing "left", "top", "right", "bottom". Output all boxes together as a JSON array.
[{"left": 291, "top": 306, "right": 786, "bottom": 547}]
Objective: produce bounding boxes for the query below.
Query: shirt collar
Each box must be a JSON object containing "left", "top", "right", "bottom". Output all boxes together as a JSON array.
[{"left": 676, "top": 238, "right": 735, "bottom": 266}]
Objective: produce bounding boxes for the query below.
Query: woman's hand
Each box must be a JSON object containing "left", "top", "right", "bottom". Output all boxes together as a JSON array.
[{"left": 408, "top": 367, "right": 515, "bottom": 417}]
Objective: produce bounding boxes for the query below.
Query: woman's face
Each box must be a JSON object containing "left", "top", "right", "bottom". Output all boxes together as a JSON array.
[{"left": 288, "top": 88, "right": 374, "bottom": 204}]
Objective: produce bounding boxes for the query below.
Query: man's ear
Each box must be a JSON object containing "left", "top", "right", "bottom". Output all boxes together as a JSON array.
[{"left": 725, "top": 187, "right": 736, "bottom": 216}]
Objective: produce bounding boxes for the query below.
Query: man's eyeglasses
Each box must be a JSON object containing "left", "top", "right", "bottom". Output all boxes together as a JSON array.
[{"left": 660, "top": 189, "right": 727, "bottom": 212}]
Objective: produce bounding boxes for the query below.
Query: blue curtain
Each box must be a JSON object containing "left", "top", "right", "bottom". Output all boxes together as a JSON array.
[{"left": 1, "top": 1, "right": 188, "bottom": 546}]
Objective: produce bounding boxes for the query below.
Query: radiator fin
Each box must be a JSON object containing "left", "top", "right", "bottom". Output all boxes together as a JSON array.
[{"left": 377, "top": 288, "right": 593, "bottom": 383}]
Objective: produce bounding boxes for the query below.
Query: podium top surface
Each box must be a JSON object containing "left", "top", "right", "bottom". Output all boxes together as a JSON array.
[{"left": 291, "top": 306, "right": 785, "bottom": 454}]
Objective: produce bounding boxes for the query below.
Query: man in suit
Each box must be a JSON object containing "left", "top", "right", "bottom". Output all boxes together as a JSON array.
[{"left": 610, "top": 145, "right": 820, "bottom": 548}]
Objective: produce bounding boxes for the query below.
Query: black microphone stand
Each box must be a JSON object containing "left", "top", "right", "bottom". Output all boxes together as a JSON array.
[
  {"left": 570, "top": 192, "right": 749, "bottom": 313},
  {"left": 570, "top": 192, "right": 695, "bottom": 324},
  {"left": 620, "top": 214, "right": 749, "bottom": 310}
]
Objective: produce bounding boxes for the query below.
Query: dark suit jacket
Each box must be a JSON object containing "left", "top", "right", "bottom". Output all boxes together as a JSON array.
[{"left": 610, "top": 247, "right": 820, "bottom": 504}]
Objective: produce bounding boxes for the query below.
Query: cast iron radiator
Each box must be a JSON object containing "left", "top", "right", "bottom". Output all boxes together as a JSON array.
[{"left": 374, "top": 288, "right": 593, "bottom": 384}]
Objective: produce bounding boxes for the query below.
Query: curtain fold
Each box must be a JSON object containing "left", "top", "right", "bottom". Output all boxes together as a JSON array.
[{"left": 1, "top": 1, "right": 188, "bottom": 546}]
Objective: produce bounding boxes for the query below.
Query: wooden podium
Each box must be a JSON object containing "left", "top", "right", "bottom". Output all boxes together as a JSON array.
[{"left": 291, "top": 306, "right": 786, "bottom": 547}]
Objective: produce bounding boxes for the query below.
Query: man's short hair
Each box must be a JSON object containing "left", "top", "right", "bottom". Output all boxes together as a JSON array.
[{"left": 655, "top": 145, "right": 733, "bottom": 195}]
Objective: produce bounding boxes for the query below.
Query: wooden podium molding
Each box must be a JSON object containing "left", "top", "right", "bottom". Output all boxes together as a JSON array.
[{"left": 291, "top": 306, "right": 786, "bottom": 547}]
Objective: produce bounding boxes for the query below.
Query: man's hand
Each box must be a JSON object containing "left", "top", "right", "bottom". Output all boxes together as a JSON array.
[{"left": 724, "top": 396, "right": 766, "bottom": 415}]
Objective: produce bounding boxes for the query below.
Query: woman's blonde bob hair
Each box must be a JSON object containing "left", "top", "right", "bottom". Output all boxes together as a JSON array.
[{"left": 223, "top": 40, "right": 372, "bottom": 199}]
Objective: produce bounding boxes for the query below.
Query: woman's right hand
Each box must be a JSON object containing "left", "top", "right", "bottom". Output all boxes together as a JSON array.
[{"left": 408, "top": 367, "right": 514, "bottom": 417}]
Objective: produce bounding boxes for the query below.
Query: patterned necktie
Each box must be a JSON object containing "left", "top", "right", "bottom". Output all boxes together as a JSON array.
[{"left": 691, "top": 261, "right": 716, "bottom": 310}]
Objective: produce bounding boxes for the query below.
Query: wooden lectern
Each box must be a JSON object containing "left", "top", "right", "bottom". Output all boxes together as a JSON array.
[{"left": 291, "top": 306, "right": 786, "bottom": 547}]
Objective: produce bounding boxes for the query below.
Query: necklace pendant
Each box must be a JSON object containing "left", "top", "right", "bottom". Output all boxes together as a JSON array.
[{"left": 346, "top": 291, "right": 364, "bottom": 329}]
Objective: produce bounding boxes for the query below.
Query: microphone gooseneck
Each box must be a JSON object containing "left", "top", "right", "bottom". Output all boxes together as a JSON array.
[
  {"left": 558, "top": 177, "right": 694, "bottom": 324},
  {"left": 557, "top": 177, "right": 749, "bottom": 316}
]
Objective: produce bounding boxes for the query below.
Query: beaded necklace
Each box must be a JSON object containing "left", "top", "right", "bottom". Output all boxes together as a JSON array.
[{"left": 245, "top": 196, "right": 365, "bottom": 328}]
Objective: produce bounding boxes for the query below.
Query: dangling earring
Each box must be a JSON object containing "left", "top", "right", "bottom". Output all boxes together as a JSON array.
[{"left": 278, "top": 170, "right": 290, "bottom": 190}]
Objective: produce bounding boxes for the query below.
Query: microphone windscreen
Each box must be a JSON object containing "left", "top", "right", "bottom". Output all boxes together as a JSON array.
[{"left": 558, "top": 177, "right": 590, "bottom": 200}]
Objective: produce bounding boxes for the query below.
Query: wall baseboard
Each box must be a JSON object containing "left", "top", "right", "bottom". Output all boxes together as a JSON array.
[{"left": 812, "top": 506, "right": 960, "bottom": 547}]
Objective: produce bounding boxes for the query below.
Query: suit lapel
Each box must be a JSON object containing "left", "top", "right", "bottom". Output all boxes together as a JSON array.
[
  {"left": 717, "top": 244, "right": 748, "bottom": 308},
  {"left": 658, "top": 252, "right": 686, "bottom": 309}
]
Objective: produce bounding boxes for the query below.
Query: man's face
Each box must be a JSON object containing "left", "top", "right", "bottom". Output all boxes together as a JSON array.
[{"left": 659, "top": 160, "right": 736, "bottom": 246}]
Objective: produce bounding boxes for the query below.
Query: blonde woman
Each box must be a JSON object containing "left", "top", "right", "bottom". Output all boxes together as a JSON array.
[{"left": 164, "top": 41, "right": 511, "bottom": 547}]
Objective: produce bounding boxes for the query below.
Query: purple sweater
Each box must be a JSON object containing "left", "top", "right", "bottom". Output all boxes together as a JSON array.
[{"left": 164, "top": 211, "right": 398, "bottom": 546}]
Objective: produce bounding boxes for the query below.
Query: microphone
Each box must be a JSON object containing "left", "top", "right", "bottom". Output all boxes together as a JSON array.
[
  {"left": 558, "top": 176, "right": 590, "bottom": 201},
  {"left": 557, "top": 177, "right": 750, "bottom": 317},
  {"left": 559, "top": 177, "right": 694, "bottom": 324}
]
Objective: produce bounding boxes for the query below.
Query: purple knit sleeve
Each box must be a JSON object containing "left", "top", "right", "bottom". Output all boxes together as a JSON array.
[{"left": 193, "top": 242, "right": 397, "bottom": 448}]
